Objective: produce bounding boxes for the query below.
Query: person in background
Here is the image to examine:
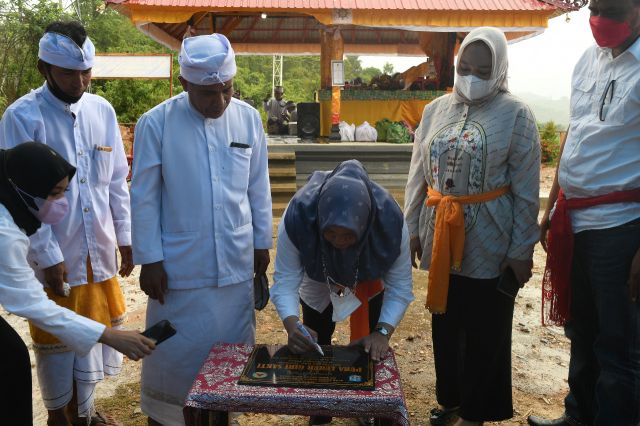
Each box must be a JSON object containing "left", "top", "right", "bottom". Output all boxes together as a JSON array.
[
  {"left": 263, "top": 85, "right": 288, "bottom": 134},
  {"left": 0, "top": 21, "right": 135, "bottom": 426},
  {"left": 529, "top": 0, "right": 640, "bottom": 425},
  {"left": 0, "top": 142, "right": 154, "bottom": 426},
  {"left": 271, "top": 159, "right": 414, "bottom": 426},
  {"left": 404, "top": 27, "right": 540, "bottom": 426},
  {"left": 131, "top": 33, "right": 272, "bottom": 426}
]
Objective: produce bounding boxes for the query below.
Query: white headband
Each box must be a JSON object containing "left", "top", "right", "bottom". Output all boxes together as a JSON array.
[
  {"left": 38, "top": 32, "right": 95, "bottom": 71},
  {"left": 179, "top": 34, "right": 237, "bottom": 85}
]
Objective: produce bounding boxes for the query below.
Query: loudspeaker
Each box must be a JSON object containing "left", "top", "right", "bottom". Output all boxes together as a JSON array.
[{"left": 297, "top": 102, "right": 320, "bottom": 139}]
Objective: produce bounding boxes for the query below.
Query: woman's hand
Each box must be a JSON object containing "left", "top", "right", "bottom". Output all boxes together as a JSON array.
[
  {"left": 410, "top": 236, "right": 423, "bottom": 268},
  {"left": 501, "top": 257, "right": 533, "bottom": 286},
  {"left": 99, "top": 328, "right": 156, "bottom": 361},
  {"left": 350, "top": 332, "right": 390, "bottom": 362},
  {"left": 283, "top": 316, "right": 318, "bottom": 354}
]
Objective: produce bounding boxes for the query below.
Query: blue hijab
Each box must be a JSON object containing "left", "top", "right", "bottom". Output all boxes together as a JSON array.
[{"left": 284, "top": 160, "right": 403, "bottom": 287}]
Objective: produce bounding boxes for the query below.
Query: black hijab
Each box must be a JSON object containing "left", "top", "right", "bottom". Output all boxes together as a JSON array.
[
  {"left": 0, "top": 142, "right": 76, "bottom": 235},
  {"left": 284, "top": 160, "right": 404, "bottom": 286}
]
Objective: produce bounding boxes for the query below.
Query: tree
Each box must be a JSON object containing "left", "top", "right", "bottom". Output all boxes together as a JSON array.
[
  {"left": 382, "top": 62, "right": 394, "bottom": 74},
  {"left": 539, "top": 121, "right": 561, "bottom": 164}
]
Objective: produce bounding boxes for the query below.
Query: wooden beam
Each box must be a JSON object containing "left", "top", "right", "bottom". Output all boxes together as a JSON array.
[
  {"left": 220, "top": 16, "right": 243, "bottom": 36},
  {"left": 242, "top": 16, "right": 261, "bottom": 42}
]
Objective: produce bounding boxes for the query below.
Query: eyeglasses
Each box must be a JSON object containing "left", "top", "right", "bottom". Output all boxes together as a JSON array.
[{"left": 599, "top": 79, "right": 616, "bottom": 122}]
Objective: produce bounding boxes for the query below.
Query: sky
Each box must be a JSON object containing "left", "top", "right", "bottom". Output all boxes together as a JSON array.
[{"left": 360, "top": 7, "right": 594, "bottom": 100}]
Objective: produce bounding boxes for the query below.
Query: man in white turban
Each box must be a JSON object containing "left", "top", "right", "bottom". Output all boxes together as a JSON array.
[
  {"left": 0, "top": 21, "right": 135, "bottom": 426},
  {"left": 131, "top": 33, "right": 273, "bottom": 426}
]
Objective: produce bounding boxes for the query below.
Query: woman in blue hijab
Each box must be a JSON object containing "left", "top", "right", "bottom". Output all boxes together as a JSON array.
[{"left": 271, "top": 160, "right": 414, "bottom": 423}]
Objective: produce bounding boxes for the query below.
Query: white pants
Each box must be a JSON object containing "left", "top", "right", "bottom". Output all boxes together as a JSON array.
[
  {"left": 36, "top": 334, "right": 123, "bottom": 418},
  {"left": 141, "top": 281, "right": 256, "bottom": 426}
]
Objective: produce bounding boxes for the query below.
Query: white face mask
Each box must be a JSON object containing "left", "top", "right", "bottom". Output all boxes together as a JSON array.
[
  {"left": 455, "top": 74, "right": 496, "bottom": 101},
  {"left": 329, "top": 286, "right": 362, "bottom": 323}
]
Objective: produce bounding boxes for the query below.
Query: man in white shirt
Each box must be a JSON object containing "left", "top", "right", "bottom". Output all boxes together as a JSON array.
[
  {"left": 530, "top": 1, "right": 640, "bottom": 425},
  {"left": 131, "top": 34, "right": 272, "bottom": 426},
  {"left": 0, "top": 21, "right": 134, "bottom": 425}
]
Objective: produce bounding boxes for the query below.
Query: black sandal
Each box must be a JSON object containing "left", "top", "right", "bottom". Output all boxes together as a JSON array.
[{"left": 429, "top": 407, "right": 459, "bottom": 425}]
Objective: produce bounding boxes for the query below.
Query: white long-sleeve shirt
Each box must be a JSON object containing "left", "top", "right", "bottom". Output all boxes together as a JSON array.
[
  {"left": 131, "top": 94, "right": 272, "bottom": 289},
  {"left": 0, "top": 205, "right": 104, "bottom": 355},
  {"left": 404, "top": 92, "right": 540, "bottom": 279},
  {"left": 271, "top": 218, "right": 414, "bottom": 328},
  {"left": 558, "top": 38, "right": 640, "bottom": 232},
  {"left": 0, "top": 84, "right": 131, "bottom": 285}
]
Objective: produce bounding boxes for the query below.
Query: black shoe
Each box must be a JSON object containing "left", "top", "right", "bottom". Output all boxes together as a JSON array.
[
  {"left": 309, "top": 415, "right": 332, "bottom": 425},
  {"left": 527, "top": 415, "right": 573, "bottom": 426},
  {"left": 429, "top": 407, "right": 459, "bottom": 425}
]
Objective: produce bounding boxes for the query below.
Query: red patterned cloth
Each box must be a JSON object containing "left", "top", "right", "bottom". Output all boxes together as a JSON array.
[
  {"left": 542, "top": 188, "right": 640, "bottom": 325},
  {"left": 183, "top": 343, "right": 410, "bottom": 425}
]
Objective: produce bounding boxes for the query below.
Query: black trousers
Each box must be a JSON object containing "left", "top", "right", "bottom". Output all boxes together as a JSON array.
[
  {"left": 432, "top": 274, "right": 515, "bottom": 422},
  {"left": 0, "top": 315, "right": 33, "bottom": 425},
  {"left": 301, "top": 291, "right": 384, "bottom": 345}
]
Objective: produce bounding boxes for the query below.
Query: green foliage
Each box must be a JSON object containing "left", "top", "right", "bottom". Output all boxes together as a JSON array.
[{"left": 539, "top": 121, "right": 561, "bottom": 164}]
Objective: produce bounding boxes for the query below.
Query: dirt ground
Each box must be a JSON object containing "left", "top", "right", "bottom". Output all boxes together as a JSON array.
[{"left": 4, "top": 165, "right": 565, "bottom": 426}]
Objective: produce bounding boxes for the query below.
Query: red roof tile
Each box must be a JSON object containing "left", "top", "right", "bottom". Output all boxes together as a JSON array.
[{"left": 108, "top": 0, "right": 557, "bottom": 11}]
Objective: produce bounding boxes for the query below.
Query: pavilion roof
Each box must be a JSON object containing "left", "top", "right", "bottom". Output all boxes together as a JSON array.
[
  {"left": 106, "top": 0, "right": 583, "bottom": 53},
  {"left": 108, "top": 0, "right": 573, "bottom": 12}
]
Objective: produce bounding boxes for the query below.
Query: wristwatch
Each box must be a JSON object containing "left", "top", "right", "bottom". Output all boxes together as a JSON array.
[{"left": 374, "top": 325, "right": 391, "bottom": 339}]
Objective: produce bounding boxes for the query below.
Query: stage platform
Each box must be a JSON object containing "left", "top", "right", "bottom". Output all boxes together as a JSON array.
[{"left": 266, "top": 138, "right": 413, "bottom": 215}]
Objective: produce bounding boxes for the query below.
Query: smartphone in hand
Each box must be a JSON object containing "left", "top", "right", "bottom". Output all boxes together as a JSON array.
[
  {"left": 141, "top": 320, "right": 177, "bottom": 345},
  {"left": 497, "top": 267, "right": 521, "bottom": 299}
]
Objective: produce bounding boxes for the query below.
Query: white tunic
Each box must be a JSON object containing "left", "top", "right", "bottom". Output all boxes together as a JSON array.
[
  {"left": 0, "top": 205, "right": 104, "bottom": 354},
  {"left": 404, "top": 92, "right": 540, "bottom": 279},
  {"left": 131, "top": 93, "right": 273, "bottom": 289},
  {"left": 0, "top": 84, "right": 131, "bottom": 285},
  {"left": 558, "top": 38, "right": 640, "bottom": 232}
]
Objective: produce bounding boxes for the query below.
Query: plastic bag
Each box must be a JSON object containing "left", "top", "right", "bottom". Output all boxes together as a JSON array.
[
  {"left": 355, "top": 121, "right": 378, "bottom": 142},
  {"left": 339, "top": 121, "right": 355, "bottom": 141}
]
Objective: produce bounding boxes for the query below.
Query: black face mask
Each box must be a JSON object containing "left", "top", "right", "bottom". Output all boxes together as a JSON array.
[{"left": 44, "top": 68, "right": 84, "bottom": 104}]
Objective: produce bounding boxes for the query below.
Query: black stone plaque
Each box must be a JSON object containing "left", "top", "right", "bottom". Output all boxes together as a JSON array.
[{"left": 238, "top": 344, "right": 374, "bottom": 390}]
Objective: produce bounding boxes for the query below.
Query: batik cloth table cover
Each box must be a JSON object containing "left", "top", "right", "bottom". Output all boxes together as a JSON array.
[{"left": 183, "top": 343, "right": 410, "bottom": 425}]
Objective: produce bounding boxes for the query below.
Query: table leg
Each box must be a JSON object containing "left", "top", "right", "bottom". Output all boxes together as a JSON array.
[{"left": 210, "top": 411, "right": 229, "bottom": 425}]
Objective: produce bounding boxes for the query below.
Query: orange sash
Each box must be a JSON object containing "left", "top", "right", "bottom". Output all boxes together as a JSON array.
[
  {"left": 425, "top": 186, "right": 510, "bottom": 313},
  {"left": 350, "top": 279, "right": 384, "bottom": 342}
]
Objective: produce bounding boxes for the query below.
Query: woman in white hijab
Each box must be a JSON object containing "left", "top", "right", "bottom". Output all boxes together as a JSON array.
[{"left": 404, "top": 28, "right": 541, "bottom": 425}]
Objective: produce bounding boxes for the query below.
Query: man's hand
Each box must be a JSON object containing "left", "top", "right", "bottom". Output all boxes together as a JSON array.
[
  {"left": 44, "top": 262, "right": 68, "bottom": 297},
  {"left": 118, "top": 246, "right": 134, "bottom": 277},
  {"left": 501, "top": 257, "right": 534, "bottom": 286},
  {"left": 283, "top": 316, "right": 318, "bottom": 354},
  {"left": 410, "top": 236, "right": 423, "bottom": 269},
  {"left": 99, "top": 328, "right": 156, "bottom": 361},
  {"left": 349, "top": 324, "right": 394, "bottom": 362},
  {"left": 539, "top": 212, "right": 551, "bottom": 252},
  {"left": 254, "top": 249, "right": 270, "bottom": 276},
  {"left": 628, "top": 248, "right": 640, "bottom": 303},
  {"left": 140, "top": 261, "right": 168, "bottom": 305}
]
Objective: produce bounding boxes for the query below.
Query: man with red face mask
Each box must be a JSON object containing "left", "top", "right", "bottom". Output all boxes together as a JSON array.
[{"left": 529, "top": 1, "right": 640, "bottom": 425}]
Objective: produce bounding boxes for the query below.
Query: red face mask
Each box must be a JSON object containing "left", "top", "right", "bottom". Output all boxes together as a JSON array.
[{"left": 590, "top": 16, "right": 632, "bottom": 48}]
